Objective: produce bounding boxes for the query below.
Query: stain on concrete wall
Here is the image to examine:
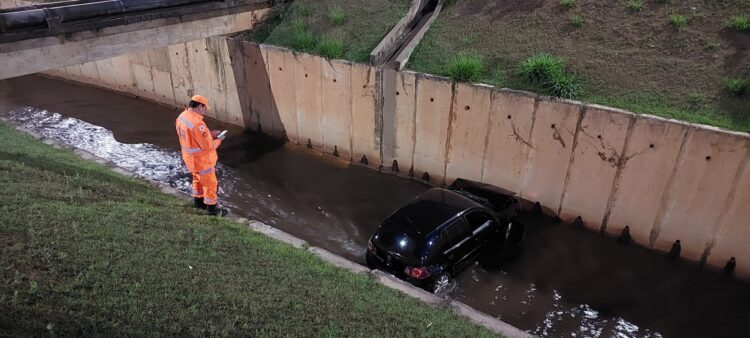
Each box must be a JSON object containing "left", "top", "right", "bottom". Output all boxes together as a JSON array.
[
  {"left": 413, "top": 74, "right": 451, "bottom": 184},
  {"left": 351, "top": 63, "right": 382, "bottom": 168},
  {"left": 482, "top": 89, "right": 536, "bottom": 194},
  {"left": 265, "top": 46, "right": 299, "bottom": 143},
  {"left": 294, "top": 52, "right": 324, "bottom": 150},
  {"left": 521, "top": 99, "right": 581, "bottom": 215},
  {"left": 559, "top": 106, "right": 633, "bottom": 229},
  {"left": 321, "top": 59, "right": 353, "bottom": 160},
  {"left": 603, "top": 117, "right": 688, "bottom": 245},
  {"left": 652, "top": 128, "right": 749, "bottom": 262},
  {"left": 445, "top": 83, "right": 492, "bottom": 182}
]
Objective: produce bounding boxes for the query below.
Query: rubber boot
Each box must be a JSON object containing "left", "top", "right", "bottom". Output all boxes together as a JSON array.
[
  {"left": 193, "top": 197, "right": 207, "bottom": 210},
  {"left": 207, "top": 204, "right": 228, "bottom": 217}
]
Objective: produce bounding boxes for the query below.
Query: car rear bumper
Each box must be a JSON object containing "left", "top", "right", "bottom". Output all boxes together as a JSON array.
[{"left": 366, "top": 251, "right": 435, "bottom": 290}]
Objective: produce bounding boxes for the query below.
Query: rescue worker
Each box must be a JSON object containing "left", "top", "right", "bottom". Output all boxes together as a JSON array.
[{"left": 175, "top": 95, "right": 228, "bottom": 217}]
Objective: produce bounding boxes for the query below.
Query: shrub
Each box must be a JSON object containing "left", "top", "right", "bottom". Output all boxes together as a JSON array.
[
  {"left": 445, "top": 55, "right": 484, "bottom": 83},
  {"left": 726, "top": 15, "right": 750, "bottom": 31},
  {"left": 292, "top": 29, "right": 317, "bottom": 52},
  {"left": 626, "top": 0, "right": 644, "bottom": 12},
  {"left": 520, "top": 53, "right": 565, "bottom": 83},
  {"left": 724, "top": 78, "right": 748, "bottom": 97},
  {"left": 328, "top": 6, "right": 346, "bottom": 26},
  {"left": 571, "top": 15, "right": 584, "bottom": 27},
  {"left": 290, "top": 18, "right": 307, "bottom": 34},
  {"left": 560, "top": 0, "right": 575, "bottom": 8},
  {"left": 669, "top": 14, "right": 687, "bottom": 28},
  {"left": 317, "top": 37, "right": 345, "bottom": 59},
  {"left": 520, "top": 53, "right": 581, "bottom": 99}
]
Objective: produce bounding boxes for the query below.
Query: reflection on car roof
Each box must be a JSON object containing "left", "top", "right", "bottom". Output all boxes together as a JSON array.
[{"left": 384, "top": 188, "right": 483, "bottom": 237}]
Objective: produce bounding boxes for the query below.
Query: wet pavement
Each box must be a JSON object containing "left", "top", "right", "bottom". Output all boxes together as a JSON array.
[{"left": 2, "top": 75, "right": 750, "bottom": 338}]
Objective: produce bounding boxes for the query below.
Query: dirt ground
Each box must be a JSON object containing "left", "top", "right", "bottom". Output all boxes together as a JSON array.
[{"left": 409, "top": 0, "right": 750, "bottom": 127}]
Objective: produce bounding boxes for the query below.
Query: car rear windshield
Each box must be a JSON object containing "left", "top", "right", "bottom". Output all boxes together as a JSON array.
[{"left": 373, "top": 222, "right": 426, "bottom": 265}]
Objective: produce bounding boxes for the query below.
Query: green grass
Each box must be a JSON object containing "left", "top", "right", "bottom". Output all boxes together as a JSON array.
[
  {"left": 519, "top": 53, "right": 581, "bottom": 99},
  {"left": 252, "top": 0, "right": 411, "bottom": 63},
  {"left": 0, "top": 123, "right": 499, "bottom": 337},
  {"left": 626, "top": 0, "right": 644, "bottom": 12},
  {"left": 724, "top": 78, "right": 749, "bottom": 97},
  {"left": 570, "top": 15, "right": 585, "bottom": 27},
  {"left": 328, "top": 6, "right": 347, "bottom": 26},
  {"left": 669, "top": 14, "right": 688, "bottom": 28},
  {"left": 726, "top": 15, "right": 750, "bottom": 31},
  {"left": 582, "top": 91, "right": 750, "bottom": 131},
  {"left": 445, "top": 55, "right": 484, "bottom": 83},
  {"left": 318, "top": 36, "right": 345, "bottom": 59},
  {"left": 560, "top": 0, "right": 576, "bottom": 9}
]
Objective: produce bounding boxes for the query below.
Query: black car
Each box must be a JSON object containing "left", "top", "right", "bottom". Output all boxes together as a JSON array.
[{"left": 366, "top": 179, "right": 524, "bottom": 293}]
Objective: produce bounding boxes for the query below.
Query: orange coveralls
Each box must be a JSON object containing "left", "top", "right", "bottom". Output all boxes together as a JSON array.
[{"left": 175, "top": 110, "right": 222, "bottom": 205}]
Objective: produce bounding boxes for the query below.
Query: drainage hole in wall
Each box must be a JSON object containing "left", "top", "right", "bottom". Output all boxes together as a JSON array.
[
  {"left": 430, "top": 97, "right": 434, "bottom": 102},
  {"left": 396, "top": 91, "right": 400, "bottom": 96},
  {"left": 507, "top": 115, "right": 512, "bottom": 119},
  {"left": 465, "top": 105, "right": 470, "bottom": 110},
  {"left": 551, "top": 124, "right": 556, "bottom": 129},
  {"left": 706, "top": 156, "right": 712, "bottom": 161},
  {"left": 650, "top": 144, "right": 655, "bottom": 148},
  {"left": 597, "top": 135, "right": 602, "bottom": 139}
]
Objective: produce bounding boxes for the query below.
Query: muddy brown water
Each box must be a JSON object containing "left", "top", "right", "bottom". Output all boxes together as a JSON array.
[{"left": 2, "top": 75, "right": 750, "bottom": 338}]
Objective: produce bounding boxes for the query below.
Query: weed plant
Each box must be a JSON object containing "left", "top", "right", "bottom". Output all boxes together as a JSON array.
[
  {"left": 446, "top": 55, "right": 484, "bottom": 83},
  {"left": 626, "top": 0, "right": 644, "bottom": 12},
  {"left": 727, "top": 15, "right": 750, "bottom": 31},
  {"left": 318, "top": 37, "right": 345, "bottom": 59},
  {"left": 520, "top": 53, "right": 581, "bottom": 99},
  {"left": 571, "top": 15, "right": 584, "bottom": 27},
  {"left": 669, "top": 14, "right": 687, "bottom": 28},
  {"left": 328, "top": 6, "right": 346, "bottom": 26},
  {"left": 724, "top": 78, "right": 748, "bottom": 97}
]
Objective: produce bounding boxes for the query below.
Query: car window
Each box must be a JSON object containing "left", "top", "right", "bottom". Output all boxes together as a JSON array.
[
  {"left": 444, "top": 218, "right": 472, "bottom": 248},
  {"left": 465, "top": 211, "right": 493, "bottom": 232},
  {"left": 426, "top": 232, "right": 449, "bottom": 261}
]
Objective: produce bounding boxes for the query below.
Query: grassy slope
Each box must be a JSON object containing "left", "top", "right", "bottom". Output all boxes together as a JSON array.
[
  {"left": 409, "top": 0, "right": 750, "bottom": 132},
  {"left": 246, "top": 0, "right": 411, "bottom": 63},
  {"left": 0, "top": 123, "right": 498, "bottom": 337}
]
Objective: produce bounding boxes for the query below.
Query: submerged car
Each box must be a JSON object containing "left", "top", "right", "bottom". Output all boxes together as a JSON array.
[{"left": 366, "top": 179, "right": 524, "bottom": 293}]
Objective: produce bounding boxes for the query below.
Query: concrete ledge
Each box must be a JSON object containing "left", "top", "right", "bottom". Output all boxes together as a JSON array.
[
  {"left": 246, "top": 220, "right": 308, "bottom": 249},
  {"left": 450, "top": 300, "right": 535, "bottom": 338},
  {"left": 307, "top": 246, "right": 371, "bottom": 275},
  {"left": 370, "top": 270, "right": 444, "bottom": 306}
]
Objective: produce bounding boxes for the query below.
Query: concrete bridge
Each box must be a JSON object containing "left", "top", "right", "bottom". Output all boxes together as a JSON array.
[{"left": 0, "top": 0, "right": 274, "bottom": 79}]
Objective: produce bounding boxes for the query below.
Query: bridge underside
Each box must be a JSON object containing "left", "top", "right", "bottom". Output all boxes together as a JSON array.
[{"left": 0, "top": 0, "right": 272, "bottom": 79}]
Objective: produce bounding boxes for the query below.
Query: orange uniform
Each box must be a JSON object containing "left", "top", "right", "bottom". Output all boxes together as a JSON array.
[{"left": 175, "top": 109, "right": 222, "bottom": 205}]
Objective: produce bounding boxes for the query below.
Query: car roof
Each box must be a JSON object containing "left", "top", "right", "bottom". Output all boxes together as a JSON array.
[{"left": 384, "top": 188, "right": 486, "bottom": 237}]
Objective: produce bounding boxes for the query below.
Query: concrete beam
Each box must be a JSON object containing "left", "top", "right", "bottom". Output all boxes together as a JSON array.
[{"left": 0, "top": 3, "right": 272, "bottom": 79}]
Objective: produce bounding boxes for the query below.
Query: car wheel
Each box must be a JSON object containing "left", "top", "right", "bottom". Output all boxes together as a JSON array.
[{"left": 433, "top": 273, "right": 451, "bottom": 294}]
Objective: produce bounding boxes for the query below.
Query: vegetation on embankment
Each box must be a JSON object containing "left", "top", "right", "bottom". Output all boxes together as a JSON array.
[
  {"left": 408, "top": 0, "right": 750, "bottom": 132},
  {"left": 0, "top": 123, "right": 498, "bottom": 337},
  {"left": 245, "top": 0, "right": 411, "bottom": 62}
]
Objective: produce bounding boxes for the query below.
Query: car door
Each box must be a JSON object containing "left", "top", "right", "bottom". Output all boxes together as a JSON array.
[
  {"left": 443, "top": 218, "right": 474, "bottom": 272},
  {"left": 463, "top": 210, "right": 496, "bottom": 261}
]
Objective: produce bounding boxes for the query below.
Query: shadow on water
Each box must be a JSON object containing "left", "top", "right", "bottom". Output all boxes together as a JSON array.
[{"left": 3, "top": 75, "right": 750, "bottom": 338}]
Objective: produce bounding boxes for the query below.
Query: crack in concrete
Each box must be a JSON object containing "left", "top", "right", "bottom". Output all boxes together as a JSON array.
[
  {"left": 509, "top": 119, "right": 534, "bottom": 149},
  {"left": 552, "top": 126, "right": 566, "bottom": 148}
]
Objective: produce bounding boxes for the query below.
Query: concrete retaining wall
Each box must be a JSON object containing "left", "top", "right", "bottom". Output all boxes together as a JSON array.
[{"left": 43, "top": 38, "right": 750, "bottom": 279}]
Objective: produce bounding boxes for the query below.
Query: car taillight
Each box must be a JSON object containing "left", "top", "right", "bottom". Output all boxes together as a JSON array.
[
  {"left": 405, "top": 266, "right": 431, "bottom": 279},
  {"left": 367, "top": 239, "right": 377, "bottom": 255}
]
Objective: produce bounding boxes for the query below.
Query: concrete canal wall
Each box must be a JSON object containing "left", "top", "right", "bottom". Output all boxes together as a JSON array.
[{"left": 41, "top": 39, "right": 750, "bottom": 280}]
